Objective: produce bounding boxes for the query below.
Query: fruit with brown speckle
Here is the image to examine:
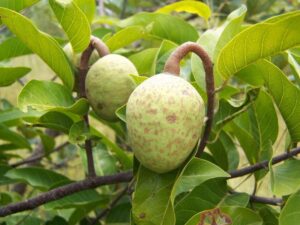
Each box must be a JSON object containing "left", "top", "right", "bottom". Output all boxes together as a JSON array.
[
  {"left": 86, "top": 54, "right": 138, "bottom": 121},
  {"left": 126, "top": 73, "right": 205, "bottom": 173}
]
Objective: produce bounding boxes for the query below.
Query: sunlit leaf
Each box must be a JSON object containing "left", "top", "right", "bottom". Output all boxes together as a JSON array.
[{"left": 0, "top": 7, "right": 74, "bottom": 89}]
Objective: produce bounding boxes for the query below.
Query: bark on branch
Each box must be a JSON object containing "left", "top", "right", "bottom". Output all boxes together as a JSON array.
[{"left": 0, "top": 172, "right": 132, "bottom": 217}]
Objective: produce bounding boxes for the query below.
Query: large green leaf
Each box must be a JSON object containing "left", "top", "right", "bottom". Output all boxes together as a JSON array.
[
  {"left": 0, "top": 0, "right": 39, "bottom": 11},
  {"left": 230, "top": 90, "right": 277, "bottom": 167},
  {"left": 105, "top": 26, "right": 146, "bottom": 52},
  {"left": 208, "top": 131, "right": 239, "bottom": 171},
  {"left": 0, "top": 37, "right": 31, "bottom": 61},
  {"left": 0, "top": 124, "right": 31, "bottom": 149},
  {"left": 279, "top": 190, "right": 300, "bottom": 225},
  {"left": 257, "top": 60, "right": 300, "bottom": 141},
  {"left": 90, "top": 127, "right": 133, "bottom": 169},
  {"left": 175, "top": 179, "right": 228, "bottom": 225},
  {"left": 5, "top": 167, "right": 68, "bottom": 190},
  {"left": 217, "top": 12, "right": 300, "bottom": 78},
  {"left": 0, "top": 7, "right": 74, "bottom": 89},
  {"left": 185, "top": 207, "right": 262, "bottom": 225},
  {"left": 271, "top": 159, "right": 300, "bottom": 196},
  {"left": 192, "top": 5, "right": 246, "bottom": 89},
  {"left": 118, "top": 12, "right": 198, "bottom": 44},
  {"left": 45, "top": 188, "right": 108, "bottom": 209},
  {"left": 0, "top": 67, "right": 30, "bottom": 86},
  {"left": 73, "top": 0, "right": 95, "bottom": 23},
  {"left": 18, "top": 80, "right": 89, "bottom": 116},
  {"left": 49, "top": 0, "right": 91, "bottom": 53},
  {"left": 156, "top": 1, "right": 211, "bottom": 20},
  {"left": 132, "top": 158, "right": 229, "bottom": 225}
]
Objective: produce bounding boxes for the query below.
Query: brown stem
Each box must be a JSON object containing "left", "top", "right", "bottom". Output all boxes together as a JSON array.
[
  {"left": 91, "top": 36, "right": 110, "bottom": 58},
  {"left": 230, "top": 191, "right": 283, "bottom": 206},
  {"left": 10, "top": 142, "right": 69, "bottom": 168},
  {"left": 163, "top": 42, "right": 214, "bottom": 157},
  {"left": 2, "top": 146, "right": 300, "bottom": 217},
  {"left": 0, "top": 172, "right": 133, "bottom": 217},
  {"left": 229, "top": 146, "right": 300, "bottom": 178},
  {"left": 78, "top": 36, "right": 109, "bottom": 177}
]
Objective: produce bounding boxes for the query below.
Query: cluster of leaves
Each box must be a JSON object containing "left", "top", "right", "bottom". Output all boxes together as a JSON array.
[{"left": 0, "top": 0, "right": 300, "bottom": 224}]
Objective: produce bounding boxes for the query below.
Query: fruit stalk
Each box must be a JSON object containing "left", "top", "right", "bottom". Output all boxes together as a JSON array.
[
  {"left": 164, "top": 42, "right": 214, "bottom": 157},
  {"left": 79, "top": 36, "right": 110, "bottom": 177}
]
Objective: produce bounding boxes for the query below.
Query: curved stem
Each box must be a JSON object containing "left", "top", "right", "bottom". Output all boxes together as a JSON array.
[
  {"left": 78, "top": 36, "right": 109, "bottom": 177},
  {"left": 163, "top": 42, "right": 215, "bottom": 157},
  {"left": 91, "top": 36, "right": 110, "bottom": 58}
]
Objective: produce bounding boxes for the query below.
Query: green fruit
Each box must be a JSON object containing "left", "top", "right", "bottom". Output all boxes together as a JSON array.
[
  {"left": 86, "top": 54, "right": 138, "bottom": 121},
  {"left": 126, "top": 73, "right": 205, "bottom": 173},
  {"left": 63, "top": 43, "right": 99, "bottom": 67}
]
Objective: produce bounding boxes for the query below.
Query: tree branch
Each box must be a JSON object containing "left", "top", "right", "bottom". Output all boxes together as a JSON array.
[
  {"left": 2, "top": 147, "right": 299, "bottom": 217},
  {"left": 229, "top": 146, "right": 300, "bottom": 178},
  {"left": 10, "top": 142, "right": 69, "bottom": 168},
  {"left": 78, "top": 37, "right": 110, "bottom": 177},
  {"left": 249, "top": 194, "right": 283, "bottom": 206},
  {"left": 163, "top": 42, "right": 215, "bottom": 157},
  {"left": 0, "top": 172, "right": 133, "bottom": 217},
  {"left": 230, "top": 191, "right": 283, "bottom": 206}
]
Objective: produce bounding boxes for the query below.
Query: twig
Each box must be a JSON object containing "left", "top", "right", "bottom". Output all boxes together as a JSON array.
[
  {"left": 10, "top": 142, "right": 69, "bottom": 168},
  {"left": 2, "top": 147, "right": 300, "bottom": 217},
  {"left": 163, "top": 42, "right": 215, "bottom": 157},
  {"left": 229, "top": 146, "right": 300, "bottom": 178},
  {"left": 78, "top": 37, "right": 109, "bottom": 177},
  {"left": 230, "top": 191, "right": 283, "bottom": 206},
  {"left": 0, "top": 172, "right": 133, "bottom": 217}
]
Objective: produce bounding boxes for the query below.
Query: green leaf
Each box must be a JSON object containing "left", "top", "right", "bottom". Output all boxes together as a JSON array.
[
  {"left": 213, "top": 5, "right": 247, "bottom": 61},
  {"left": 279, "top": 190, "right": 300, "bottom": 225},
  {"left": 192, "top": 5, "right": 246, "bottom": 89},
  {"left": 115, "top": 104, "right": 127, "bottom": 123},
  {"left": 175, "top": 179, "right": 228, "bottom": 225},
  {"left": 230, "top": 90, "right": 277, "bottom": 167},
  {"left": 271, "top": 159, "right": 300, "bottom": 196},
  {"left": 0, "top": 0, "right": 39, "bottom": 11},
  {"left": 129, "top": 74, "right": 148, "bottom": 85},
  {"left": 49, "top": 0, "right": 91, "bottom": 53},
  {"left": 38, "top": 111, "right": 74, "bottom": 133},
  {"left": 91, "top": 127, "right": 133, "bottom": 169},
  {"left": 129, "top": 48, "right": 159, "bottom": 76},
  {"left": 119, "top": 12, "right": 198, "bottom": 44},
  {"left": 0, "top": 124, "right": 31, "bottom": 149},
  {"left": 288, "top": 52, "right": 300, "bottom": 86},
  {"left": 0, "top": 7, "right": 74, "bottom": 89},
  {"left": 258, "top": 60, "right": 300, "bottom": 141},
  {"left": 45, "top": 187, "right": 108, "bottom": 209},
  {"left": 220, "top": 193, "right": 250, "bottom": 208},
  {"left": 132, "top": 158, "right": 229, "bottom": 225},
  {"left": 208, "top": 131, "right": 239, "bottom": 171},
  {"left": 5, "top": 167, "right": 68, "bottom": 190},
  {"left": 0, "top": 165, "right": 14, "bottom": 185},
  {"left": 217, "top": 12, "right": 300, "bottom": 78},
  {"left": 156, "top": 1, "right": 211, "bottom": 20},
  {"left": 0, "top": 67, "right": 30, "bottom": 86},
  {"left": 105, "top": 26, "right": 146, "bottom": 52},
  {"left": 220, "top": 207, "right": 263, "bottom": 225},
  {"left": 18, "top": 80, "right": 88, "bottom": 116},
  {"left": 0, "top": 37, "right": 31, "bottom": 61},
  {"left": 73, "top": 0, "right": 95, "bottom": 23}
]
